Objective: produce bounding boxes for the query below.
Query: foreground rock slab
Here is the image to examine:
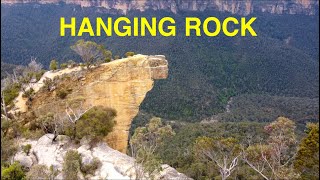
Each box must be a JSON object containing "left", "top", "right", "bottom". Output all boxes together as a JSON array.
[{"left": 14, "top": 134, "right": 192, "bottom": 180}]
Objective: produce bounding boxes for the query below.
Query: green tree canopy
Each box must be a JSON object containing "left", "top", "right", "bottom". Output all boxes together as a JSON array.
[
  {"left": 75, "top": 106, "right": 116, "bottom": 140},
  {"left": 49, "top": 59, "right": 58, "bottom": 70},
  {"left": 70, "top": 40, "right": 112, "bottom": 69},
  {"left": 294, "top": 123, "right": 319, "bottom": 180},
  {"left": 193, "top": 136, "right": 241, "bottom": 180}
]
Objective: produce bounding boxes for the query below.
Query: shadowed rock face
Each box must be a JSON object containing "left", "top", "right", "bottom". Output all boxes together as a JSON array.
[
  {"left": 26, "top": 55, "right": 168, "bottom": 153},
  {"left": 82, "top": 55, "right": 168, "bottom": 152},
  {"left": 1, "top": 0, "right": 319, "bottom": 15}
]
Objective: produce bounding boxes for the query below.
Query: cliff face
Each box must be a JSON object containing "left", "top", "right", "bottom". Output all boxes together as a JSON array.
[
  {"left": 1, "top": 0, "right": 319, "bottom": 15},
  {"left": 19, "top": 55, "right": 168, "bottom": 153},
  {"left": 82, "top": 55, "right": 168, "bottom": 152}
]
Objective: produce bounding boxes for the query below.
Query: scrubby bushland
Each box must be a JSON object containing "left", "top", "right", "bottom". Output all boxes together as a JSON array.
[
  {"left": 2, "top": 7, "right": 319, "bottom": 121},
  {"left": 146, "top": 117, "right": 319, "bottom": 179}
]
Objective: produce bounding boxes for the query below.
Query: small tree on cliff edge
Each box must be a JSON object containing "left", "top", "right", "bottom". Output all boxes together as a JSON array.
[
  {"left": 70, "top": 40, "right": 112, "bottom": 70},
  {"left": 49, "top": 59, "right": 58, "bottom": 71},
  {"left": 125, "top": 51, "right": 135, "bottom": 57}
]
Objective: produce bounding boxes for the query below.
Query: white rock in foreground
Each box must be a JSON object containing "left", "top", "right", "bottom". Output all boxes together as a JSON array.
[{"left": 14, "top": 134, "right": 192, "bottom": 180}]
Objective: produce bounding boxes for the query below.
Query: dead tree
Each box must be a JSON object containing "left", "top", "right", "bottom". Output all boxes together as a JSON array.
[{"left": 1, "top": 90, "right": 9, "bottom": 121}]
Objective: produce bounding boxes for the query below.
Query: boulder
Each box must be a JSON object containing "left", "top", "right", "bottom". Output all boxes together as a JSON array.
[{"left": 13, "top": 152, "right": 34, "bottom": 169}]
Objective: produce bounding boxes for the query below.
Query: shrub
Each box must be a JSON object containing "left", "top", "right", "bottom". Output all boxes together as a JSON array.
[
  {"left": 125, "top": 51, "right": 135, "bottom": 57},
  {"left": 22, "top": 129, "right": 44, "bottom": 140},
  {"left": 105, "top": 57, "right": 111, "bottom": 62},
  {"left": 22, "top": 88, "right": 35, "bottom": 99},
  {"left": 42, "top": 77, "right": 57, "bottom": 92},
  {"left": 49, "top": 165, "right": 60, "bottom": 179},
  {"left": 2, "top": 82, "right": 21, "bottom": 105},
  {"left": 56, "top": 88, "right": 68, "bottom": 99},
  {"left": 63, "top": 150, "right": 82, "bottom": 180},
  {"left": 1, "top": 162, "right": 26, "bottom": 180},
  {"left": 60, "top": 63, "right": 68, "bottom": 69},
  {"left": 79, "top": 63, "right": 85, "bottom": 70},
  {"left": 35, "top": 70, "right": 45, "bottom": 81},
  {"left": 26, "top": 164, "right": 50, "bottom": 180},
  {"left": 22, "top": 144, "right": 32, "bottom": 156},
  {"left": 95, "top": 59, "right": 104, "bottom": 66},
  {"left": 49, "top": 60, "right": 58, "bottom": 71},
  {"left": 67, "top": 60, "right": 77, "bottom": 68},
  {"left": 1, "top": 136, "right": 18, "bottom": 163},
  {"left": 80, "top": 157, "right": 101, "bottom": 175},
  {"left": 75, "top": 106, "right": 116, "bottom": 140},
  {"left": 114, "top": 55, "right": 120, "bottom": 60}
]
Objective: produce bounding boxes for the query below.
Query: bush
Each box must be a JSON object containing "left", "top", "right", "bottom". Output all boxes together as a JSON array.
[
  {"left": 60, "top": 63, "right": 68, "bottom": 69},
  {"left": 42, "top": 77, "right": 57, "bottom": 92},
  {"left": 75, "top": 106, "right": 116, "bottom": 140},
  {"left": 63, "top": 150, "right": 82, "bottom": 180},
  {"left": 49, "top": 60, "right": 58, "bottom": 71},
  {"left": 114, "top": 55, "right": 120, "bottom": 60},
  {"left": 1, "top": 162, "right": 26, "bottom": 180},
  {"left": 34, "top": 70, "right": 45, "bottom": 81},
  {"left": 125, "top": 52, "right": 135, "bottom": 57},
  {"left": 80, "top": 157, "right": 101, "bottom": 175},
  {"left": 2, "top": 82, "right": 21, "bottom": 105},
  {"left": 26, "top": 164, "right": 50, "bottom": 180},
  {"left": 1, "top": 136, "right": 18, "bottom": 163},
  {"left": 22, "top": 144, "right": 32, "bottom": 156},
  {"left": 105, "top": 57, "right": 111, "bottom": 62},
  {"left": 95, "top": 59, "right": 104, "bottom": 66},
  {"left": 56, "top": 88, "right": 68, "bottom": 99},
  {"left": 22, "top": 88, "right": 35, "bottom": 99},
  {"left": 67, "top": 60, "right": 77, "bottom": 68}
]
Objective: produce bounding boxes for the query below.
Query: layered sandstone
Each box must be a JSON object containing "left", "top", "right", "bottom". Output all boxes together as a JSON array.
[
  {"left": 17, "top": 55, "right": 168, "bottom": 153},
  {"left": 1, "top": 0, "right": 319, "bottom": 15},
  {"left": 82, "top": 55, "right": 168, "bottom": 152}
]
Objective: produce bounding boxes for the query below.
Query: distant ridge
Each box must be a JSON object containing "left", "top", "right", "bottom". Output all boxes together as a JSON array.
[{"left": 1, "top": 0, "right": 319, "bottom": 15}]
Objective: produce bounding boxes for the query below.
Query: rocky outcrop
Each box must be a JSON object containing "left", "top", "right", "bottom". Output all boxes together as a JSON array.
[
  {"left": 21, "top": 55, "right": 168, "bottom": 153},
  {"left": 14, "top": 134, "right": 191, "bottom": 180},
  {"left": 1, "top": 0, "right": 319, "bottom": 15},
  {"left": 83, "top": 55, "right": 168, "bottom": 153}
]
